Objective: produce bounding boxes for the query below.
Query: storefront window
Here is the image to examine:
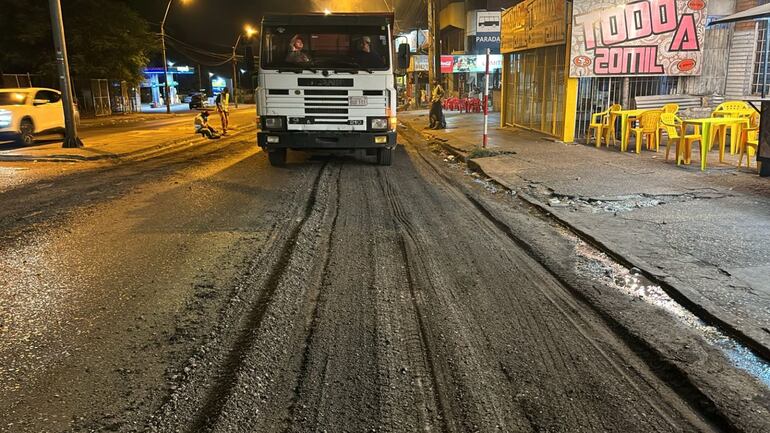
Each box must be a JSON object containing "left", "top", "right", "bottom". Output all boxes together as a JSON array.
[{"left": 503, "top": 45, "right": 565, "bottom": 137}]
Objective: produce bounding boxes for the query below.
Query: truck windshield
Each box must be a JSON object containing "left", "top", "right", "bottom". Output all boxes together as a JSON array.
[{"left": 261, "top": 25, "right": 390, "bottom": 71}]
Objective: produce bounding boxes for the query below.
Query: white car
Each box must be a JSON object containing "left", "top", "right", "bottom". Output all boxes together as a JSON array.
[{"left": 0, "top": 87, "right": 79, "bottom": 145}]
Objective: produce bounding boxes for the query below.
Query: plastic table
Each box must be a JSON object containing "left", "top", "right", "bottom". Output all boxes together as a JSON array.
[
  {"left": 682, "top": 117, "right": 750, "bottom": 170},
  {"left": 610, "top": 109, "right": 645, "bottom": 152}
]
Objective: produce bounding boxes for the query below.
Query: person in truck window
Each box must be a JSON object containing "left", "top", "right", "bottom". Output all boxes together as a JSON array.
[
  {"left": 353, "top": 36, "right": 383, "bottom": 68},
  {"left": 286, "top": 35, "right": 311, "bottom": 63}
]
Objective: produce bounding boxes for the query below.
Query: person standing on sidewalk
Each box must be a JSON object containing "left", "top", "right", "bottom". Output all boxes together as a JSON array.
[
  {"left": 429, "top": 79, "right": 446, "bottom": 130},
  {"left": 216, "top": 88, "right": 230, "bottom": 135}
]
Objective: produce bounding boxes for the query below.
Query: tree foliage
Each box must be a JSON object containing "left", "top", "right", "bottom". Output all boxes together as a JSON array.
[{"left": 0, "top": 0, "right": 157, "bottom": 86}]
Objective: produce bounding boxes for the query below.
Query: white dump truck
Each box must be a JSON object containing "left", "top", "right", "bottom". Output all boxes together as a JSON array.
[{"left": 256, "top": 13, "right": 406, "bottom": 166}]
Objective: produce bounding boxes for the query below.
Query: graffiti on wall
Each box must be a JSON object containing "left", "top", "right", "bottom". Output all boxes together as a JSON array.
[{"left": 569, "top": 0, "right": 707, "bottom": 77}]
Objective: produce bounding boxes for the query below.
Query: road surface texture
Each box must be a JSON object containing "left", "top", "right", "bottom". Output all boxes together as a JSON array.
[{"left": 0, "top": 124, "right": 768, "bottom": 432}]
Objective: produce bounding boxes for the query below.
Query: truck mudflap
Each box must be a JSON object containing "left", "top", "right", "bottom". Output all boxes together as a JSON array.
[{"left": 258, "top": 130, "right": 396, "bottom": 150}]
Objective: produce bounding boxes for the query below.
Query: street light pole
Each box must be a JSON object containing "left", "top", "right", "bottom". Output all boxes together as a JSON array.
[
  {"left": 232, "top": 26, "right": 257, "bottom": 109},
  {"left": 232, "top": 34, "right": 241, "bottom": 109},
  {"left": 160, "top": 0, "right": 179, "bottom": 114},
  {"left": 48, "top": 0, "right": 82, "bottom": 148}
]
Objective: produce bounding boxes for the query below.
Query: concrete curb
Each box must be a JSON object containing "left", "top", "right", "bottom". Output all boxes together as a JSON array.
[
  {"left": 407, "top": 118, "right": 770, "bottom": 362},
  {"left": 0, "top": 126, "right": 256, "bottom": 164}
]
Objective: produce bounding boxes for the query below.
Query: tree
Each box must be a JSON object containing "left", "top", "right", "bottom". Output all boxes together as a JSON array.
[{"left": 0, "top": 0, "right": 156, "bottom": 86}]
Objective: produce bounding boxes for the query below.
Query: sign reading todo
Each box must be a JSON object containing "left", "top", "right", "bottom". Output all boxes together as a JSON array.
[{"left": 569, "top": 0, "right": 707, "bottom": 77}]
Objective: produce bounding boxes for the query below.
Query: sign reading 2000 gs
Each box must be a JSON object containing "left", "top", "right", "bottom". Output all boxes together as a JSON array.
[{"left": 569, "top": 0, "right": 707, "bottom": 77}]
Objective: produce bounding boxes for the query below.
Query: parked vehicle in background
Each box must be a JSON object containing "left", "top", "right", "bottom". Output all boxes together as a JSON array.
[
  {"left": 0, "top": 88, "right": 79, "bottom": 146},
  {"left": 189, "top": 92, "right": 208, "bottom": 110}
]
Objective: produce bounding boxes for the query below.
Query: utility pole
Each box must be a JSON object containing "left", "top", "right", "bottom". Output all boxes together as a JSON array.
[
  {"left": 427, "top": 0, "right": 438, "bottom": 85},
  {"left": 198, "top": 64, "right": 202, "bottom": 91},
  {"left": 48, "top": 0, "right": 82, "bottom": 148},
  {"left": 232, "top": 42, "right": 239, "bottom": 108},
  {"left": 428, "top": 0, "right": 441, "bottom": 89}
]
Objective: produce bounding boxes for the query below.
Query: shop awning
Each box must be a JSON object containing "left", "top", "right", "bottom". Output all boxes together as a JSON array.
[{"left": 709, "top": 4, "right": 770, "bottom": 25}]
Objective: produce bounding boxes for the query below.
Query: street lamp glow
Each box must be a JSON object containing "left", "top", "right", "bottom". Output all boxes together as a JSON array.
[
  {"left": 208, "top": 72, "right": 214, "bottom": 77},
  {"left": 244, "top": 25, "right": 257, "bottom": 38},
  {"left": 167, "top": 60, "right": 174, "bottom": 67},
  {"left": 324, "top": 9, "right": 331, "bottom": 15}
]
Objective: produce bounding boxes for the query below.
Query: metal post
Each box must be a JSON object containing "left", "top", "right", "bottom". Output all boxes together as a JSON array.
[
  {"left": 763, "top": 19, "right": 770, "bottom": 98},
  {"left": 198, "top": 64, "right": 202, "bottom": 91},
  {"left": 428, "top": 0, "right": 432, "bottom": 85},
  {"left": 48, "top": 0, "right": 82, "bottom": 148},
  {"left": 483, "top": 48, "right": 490, "bottom": 148}
]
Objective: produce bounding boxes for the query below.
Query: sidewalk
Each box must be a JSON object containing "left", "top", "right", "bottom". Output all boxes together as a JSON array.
[{"left": 402, "top": 110, "right": 770, "bottom": 360}]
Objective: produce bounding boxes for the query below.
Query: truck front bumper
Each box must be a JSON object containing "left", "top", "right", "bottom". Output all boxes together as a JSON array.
[{"left": 258, "top": 130, "right": 397, "bottom": 150}]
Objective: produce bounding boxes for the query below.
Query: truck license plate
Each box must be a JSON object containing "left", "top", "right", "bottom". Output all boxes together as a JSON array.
[{"left": 349, "top": 96, "right": 368, "bottom": 106}]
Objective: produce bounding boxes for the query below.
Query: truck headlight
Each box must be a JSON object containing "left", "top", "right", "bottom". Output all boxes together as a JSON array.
[
  {"left": 369, "top": 117, "right": 389, "bottom": 131},
  {"left": 261, "top": 116, "right": 285, "bottom": 131},
  {"left": 0, "top": 110, "right": 11, "bottom": 128}
]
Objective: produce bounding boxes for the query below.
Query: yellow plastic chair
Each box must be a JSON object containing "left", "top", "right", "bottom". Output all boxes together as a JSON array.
[
  {"left": 627, "top": 110, "right": 663, "bottom": 153},
  {"left": 711, "top": 101, "right": 751, "bottom": 117},
  {"left": 587, "top": 107, "right": 610, "bottom": 147},
  {"left": 738, "top": 112, "right": 760, "bottom": 169},
  {"left": 601, "top": 103, "right": 623, "bottom": 147},
  {"left": 660, "top": 113, "right": 702, "bottom": 165},
  {"left": 658, "top": 104, "right": 679, "bottom": 144},
  {"left": 662, "top": 103, "right": 679, "bottom": 114}
]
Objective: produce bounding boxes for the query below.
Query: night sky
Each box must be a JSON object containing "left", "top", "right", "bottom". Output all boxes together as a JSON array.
[{"left": 123, "top": 0, "right": 421, "bottom": 77}]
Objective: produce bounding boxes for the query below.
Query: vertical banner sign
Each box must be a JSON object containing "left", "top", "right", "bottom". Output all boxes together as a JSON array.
[
  {"left": 475, "top": 11, "right": 501, "bottom": 54},
  {"left": 569, "top": 0, "right": 708, "bottom": 77}
]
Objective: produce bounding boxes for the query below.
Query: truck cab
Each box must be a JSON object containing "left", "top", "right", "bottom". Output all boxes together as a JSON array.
[{"left": 256, "top": 14, "right": 398, "bottom": 166}]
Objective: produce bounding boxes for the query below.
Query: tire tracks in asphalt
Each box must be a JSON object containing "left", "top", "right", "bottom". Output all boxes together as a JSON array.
[
  {"left": 180, "top": 162, "right": 330, "bottom": 433},
  {"left": 378, "top": 167, "right": 452, "bottom": 433},
  {"left": 400, "top": 129, "right": 733, "bottom": 432}
]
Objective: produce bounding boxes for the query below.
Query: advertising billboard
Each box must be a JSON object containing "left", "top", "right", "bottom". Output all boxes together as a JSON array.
[
  {"left": 569, "top": 0, "right": 708, "bottom": 77},
  {"left": 409, "top": 55, "right": 503, "bottom": 73}
]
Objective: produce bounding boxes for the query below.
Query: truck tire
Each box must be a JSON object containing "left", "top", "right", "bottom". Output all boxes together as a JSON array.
[
  {"left": 377, "top": 148, "right": 393, "bottom": 166},
  {"left": 268, "top": 148, "right": 287, "bottom": 166}
]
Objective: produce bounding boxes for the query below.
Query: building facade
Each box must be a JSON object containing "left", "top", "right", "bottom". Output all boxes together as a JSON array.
[{"left": 499, "top": 0, "right": 770, "bottom": 142}]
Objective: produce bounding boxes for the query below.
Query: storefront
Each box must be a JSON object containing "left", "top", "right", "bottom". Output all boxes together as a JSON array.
[
  {"left": 500, "top": 0, "right": 576, "bottom": 141},
  {"left": 407, "top": 54, "right": 503, "bottom": 106}
]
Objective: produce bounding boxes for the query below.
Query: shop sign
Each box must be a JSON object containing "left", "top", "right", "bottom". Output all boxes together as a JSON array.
[
  {"left": 501, "top": 0, "right": 567, "bottom": 53},
  {"left": 569, "top": 0, "right": 707, "bottom": 77},
  {"left": 441, "top": 55, "right": 503, "bottom": 74},
  {"left": 408, "top": 55, "right": 502, "bottom": 73}
]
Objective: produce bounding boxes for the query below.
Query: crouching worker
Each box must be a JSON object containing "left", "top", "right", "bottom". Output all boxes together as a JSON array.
[{"left": 194, "top": 110, "right": 220, "bottom": 139}]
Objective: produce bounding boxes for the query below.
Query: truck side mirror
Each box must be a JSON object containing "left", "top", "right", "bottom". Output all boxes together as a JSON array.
[{"left": 397, "top": 43, "right": 410, "bottom": 70}]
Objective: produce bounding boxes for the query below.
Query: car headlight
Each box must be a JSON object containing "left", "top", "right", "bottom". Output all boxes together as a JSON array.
[
  {"left": 261, "top": 116, "right": 285, "bottom": 131},
  {"left": 369, "top": 117, "right": 389, "bottom": 131},
  {"left": 0, "top": 110, "right": 11, "bottom": 128}
]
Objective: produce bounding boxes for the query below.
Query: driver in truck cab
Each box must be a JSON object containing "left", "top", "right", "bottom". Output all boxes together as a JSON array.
[
  {"left": 353, "top": 36, "right": 384, "bottom": 68},
  {"left": 285, "top": 35, "right": 311, "bottom": 63}
]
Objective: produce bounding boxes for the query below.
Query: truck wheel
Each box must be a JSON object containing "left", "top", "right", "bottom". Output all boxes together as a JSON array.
[
  {"left": 377, "top": 148, "right": 393, "bottom": 166},
  {"left": 268, "top": 148, "right": 287, "bottom": 166}
]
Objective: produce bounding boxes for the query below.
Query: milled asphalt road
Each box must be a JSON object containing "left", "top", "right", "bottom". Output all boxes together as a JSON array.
[{"left": 0, "top": 126, "right": 768, "bottom": 432}]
